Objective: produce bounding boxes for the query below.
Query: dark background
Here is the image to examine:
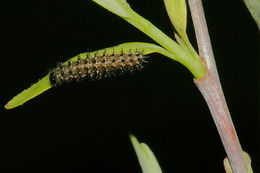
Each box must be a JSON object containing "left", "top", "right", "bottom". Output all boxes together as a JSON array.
[{"left": 2, "top": 0, "right": 259, "bottom": 172}]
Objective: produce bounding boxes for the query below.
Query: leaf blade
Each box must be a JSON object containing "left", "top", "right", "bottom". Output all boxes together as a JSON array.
[
  {"left": 92, "top": 0, "right": 133, "bottom": 18},
  {"left": 5, "top": 42, "right": 174, "bottom": 109},
  {"left": 130, "top": 134, "right": 163, "bottom": 173},
  {"left": 164, "top": 0, "right": 187, "bottom": 38},
  {"left": 5, "top": 75, "right": 51, "bottom": 109}
]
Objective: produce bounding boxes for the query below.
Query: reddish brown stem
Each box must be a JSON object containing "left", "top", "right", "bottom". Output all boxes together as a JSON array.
[
  {"left": 194, "top": 72, "right": 248, "bottom": 173},
  {"left": 188, "top": 0, "right": 248, "bottom": 173}
]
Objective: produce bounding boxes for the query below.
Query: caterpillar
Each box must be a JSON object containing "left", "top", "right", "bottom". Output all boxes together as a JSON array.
[{"left": 49, "top": 49, "right": 147, "bottom": 86}]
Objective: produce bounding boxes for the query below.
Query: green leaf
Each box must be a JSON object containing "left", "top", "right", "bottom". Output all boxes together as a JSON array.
[
  {"left": 92, "top": 0, "right": 133, "bottom": 18},
  {"left": 5, "top": 42, "right": 174, "bottom": 109},
  {"left": 164, "top": 0, "right": 187, "bottom": 38},
  {"left": 164, "top": 0, "right": 199, "bottom": 60},
  {"left": 5, "top": 76, "right": 52, "bottom": 109},
  {"left": 130, "top": 134, "right": 163, "bottom": 173}
]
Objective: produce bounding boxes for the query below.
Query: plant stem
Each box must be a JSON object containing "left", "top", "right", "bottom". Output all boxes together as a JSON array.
[{"left": 187, "top": 0, "right": 248, "bottom": 173}]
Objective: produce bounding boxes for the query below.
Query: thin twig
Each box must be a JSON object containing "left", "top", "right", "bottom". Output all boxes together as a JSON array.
[{"left": 187, "top": 0, "right": 248, "bottom": 173}]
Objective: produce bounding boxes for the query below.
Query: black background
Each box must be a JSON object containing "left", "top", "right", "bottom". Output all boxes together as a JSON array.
[{"left": 2, "top": 0, "right": 259, "bottom": 172}]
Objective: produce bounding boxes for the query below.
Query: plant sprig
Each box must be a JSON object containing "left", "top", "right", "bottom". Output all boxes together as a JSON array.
[
  {"left": 130, "top": 134, "right": 163, "bottom": 173},
  {"left": 5, "top": 42, "right": 174, "bottom": 109},
  {"left": 6, "top": 0, "right": 206, "bottom": 109},
  {"left": 93, "top": 0, "right": 206, "bottom": 79}
]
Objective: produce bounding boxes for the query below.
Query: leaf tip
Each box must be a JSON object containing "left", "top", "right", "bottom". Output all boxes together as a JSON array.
[
  {"left": 4, "top": 99, "right": 18, "bottom": 110},
  {"left": 129, "top": 133, "right": 138, "bottom": 143},
  {"left": 4, "top": 102, "right": 10, "bottom": 109}
]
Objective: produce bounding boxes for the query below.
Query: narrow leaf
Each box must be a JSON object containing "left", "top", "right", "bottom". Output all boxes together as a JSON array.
[
  {"left": 130, "top": 134, "right": 163, "bottom": 173},
  {"left": 92, "top": 0, "right": 133, "bottom": 18},
  {"left": 164, "top": 0, "right": 187, "bottom": 38},
  {"left": 5, "top": 42, "right": 174, "bottom": 109},
  {"left": 5, "top": 76, "right": 51, "bottom": 109}
]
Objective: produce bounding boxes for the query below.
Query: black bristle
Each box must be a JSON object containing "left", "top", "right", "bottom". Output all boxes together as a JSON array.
[
  {"left": 103, "top": 50, "right": 106, "bottom": 56},
  {"left": 111, "top": 49, "right": 115, "bottom": 56},
  {"left": 120, "top": 49, "right": 124, "bottom": 56},
  {"left": 49, "top": 71, "right": 57, "bottom": 86},
  {"left": 77, "top": 56, "right": 81, "bottom": 62}
]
